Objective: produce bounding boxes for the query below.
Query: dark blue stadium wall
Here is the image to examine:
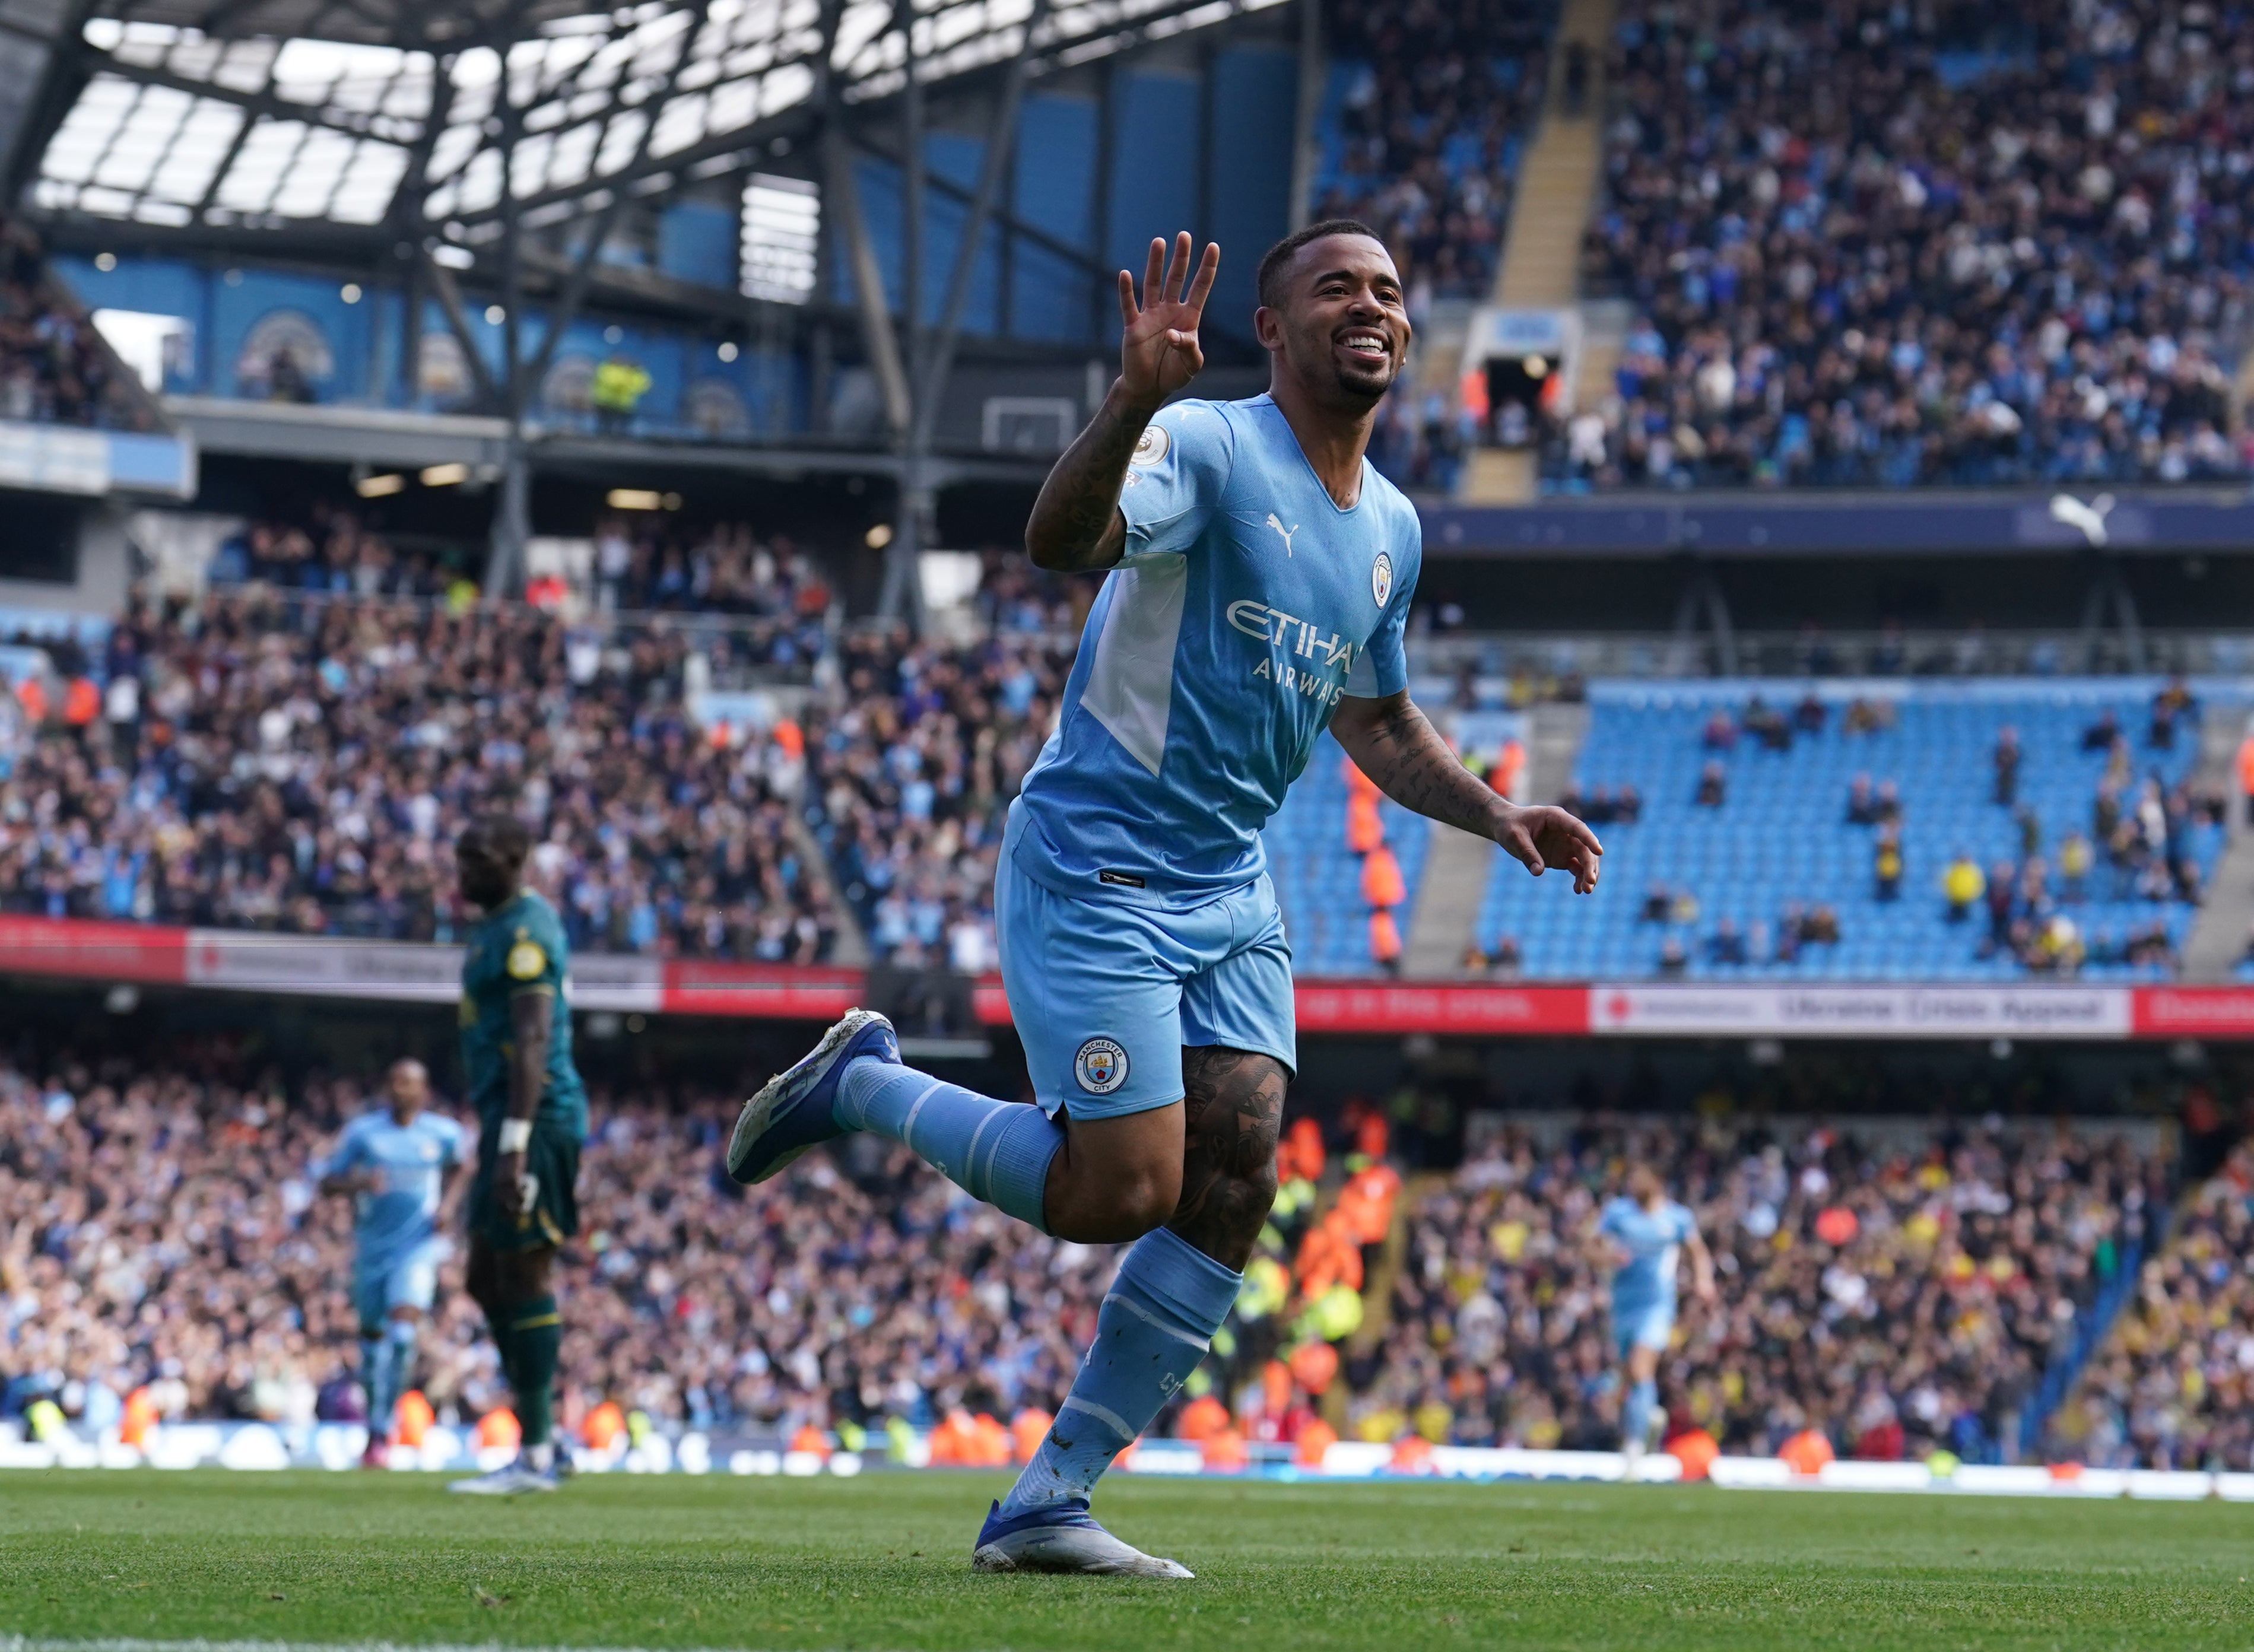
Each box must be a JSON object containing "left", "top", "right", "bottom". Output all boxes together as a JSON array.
[
  {"left": 53, "top": 239, "right": 807, "bottom": 434},
  {"left": 839, "top": 45, "right": 1301, "bottom": 350}
]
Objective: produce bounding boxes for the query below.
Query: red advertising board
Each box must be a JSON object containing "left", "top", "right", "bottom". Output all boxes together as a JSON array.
[
  {"left": 6, "top": 916, "right": 2253, "bottom": 1041},
  {"left": 2131, "top": 987, "right": 2254, "bottom": 1040},
  {"left": 0, "top": 915, "right": 185, "bottom": 984}
]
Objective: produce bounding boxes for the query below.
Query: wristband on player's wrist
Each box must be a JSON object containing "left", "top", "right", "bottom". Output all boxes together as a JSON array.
[{"left": 496, "top": 1117, "right": 532, "bottom": 1154}]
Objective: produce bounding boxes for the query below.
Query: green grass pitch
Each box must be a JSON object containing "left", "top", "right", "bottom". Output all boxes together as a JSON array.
[{"left": 4, "top": 1469, "right": 2253, "bottom": 1651}]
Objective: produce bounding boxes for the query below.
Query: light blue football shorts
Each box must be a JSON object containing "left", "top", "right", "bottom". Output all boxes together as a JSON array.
[
  {"left": 353, "top": 1239, "right": 443, "bottom": 1333},
  {"left": 996, "top": 847, "right": 1297, "bottom": 1120},
  {"left": 1612, "top": 1297, "right": 1676, "bottom": 1360}
]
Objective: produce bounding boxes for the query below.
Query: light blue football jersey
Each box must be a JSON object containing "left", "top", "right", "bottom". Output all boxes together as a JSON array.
[
  {"left": 1009, "top": 393, "right": 1423, "bottom": 909},
  {"left": 1599, "top": 1196, "right": 1697, "bottom": 1313},
  {"left": 316, "top": 1110, "right": 466, "bottom": 1271}
]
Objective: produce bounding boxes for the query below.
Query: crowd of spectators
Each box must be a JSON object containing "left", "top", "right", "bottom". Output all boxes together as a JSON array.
[
  {"left": 0, "top": 558, "right": 1094, "bottom": 970},
  {"left": 0, "top": 221, "right": 148, "bottom": 433},
  {"left": 1, "top": 1042, "right": 2210, "bottom": 1473},
  {"left": 207, "top": 502, "right": 843, "bottom": 644},
  {"left": 1374, "top": 1116, "right": 2163, "bottom": 1463},
  {"left": 0, "top": 1049, "right": 1113, "bottom": 1438},
  {"left": 0, "top": 590, "right": 842, "bottom": 962},
  {"left": 1553, "top": 1, "right": 2254, "bottom": 490},
  {"left": 586, "top": 516, "right": 838, "bottom": 630},
  {"left": 208, "top": 503, "right": 471, "bottom": 602},
  {"left": 2046, "top": 1142, "right": 2254, "bottom": 1469},
  {"left": 808, "top": 571, "right": 1077, "bottom": 972},
  {"left": 0, "top": 1044, "right": 1365, "bottom": 1447},
  {"left": 1315, "top": 0, "right": 1558, "bottom": 304}
]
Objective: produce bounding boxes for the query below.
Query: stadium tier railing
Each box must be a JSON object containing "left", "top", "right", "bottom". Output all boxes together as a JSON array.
[{"left": 1408, "top": 630, "right": 2254, "bottom": 688}]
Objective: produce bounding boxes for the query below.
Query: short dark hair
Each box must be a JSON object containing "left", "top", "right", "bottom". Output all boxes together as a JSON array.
[
  {"left": 461, "top": 811, "right": 534, "bottom": 862},
  {"left": 1255, "top": 218, "right": 1387, "bottom": 311}
]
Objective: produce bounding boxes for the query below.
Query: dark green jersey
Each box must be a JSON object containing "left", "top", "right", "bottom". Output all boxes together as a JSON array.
[{"left": 459, "top": 891, "right": 588, "bottom": 1139}]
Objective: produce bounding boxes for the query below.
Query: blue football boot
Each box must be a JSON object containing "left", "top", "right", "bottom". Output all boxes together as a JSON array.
[{"left": 725, "top": 1008, "right": 899, "bottom": 1184}]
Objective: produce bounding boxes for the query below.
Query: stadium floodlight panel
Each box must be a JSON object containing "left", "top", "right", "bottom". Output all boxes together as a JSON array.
[
  {"left": 44, "top": 0, "right": 1280, "bottom": 231},
  {"left": 741, "top": 171, "right": 817, "bottom": 303}
]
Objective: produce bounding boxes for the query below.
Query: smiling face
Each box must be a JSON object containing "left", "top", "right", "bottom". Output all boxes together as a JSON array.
[{"left": 1254, "top": 233, "right": 1410, "bottom": 409}]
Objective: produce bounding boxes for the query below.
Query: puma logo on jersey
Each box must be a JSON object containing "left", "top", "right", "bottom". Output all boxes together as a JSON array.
[{"left": 1265, "top": 514, "right": 1300, "bottom": 556}]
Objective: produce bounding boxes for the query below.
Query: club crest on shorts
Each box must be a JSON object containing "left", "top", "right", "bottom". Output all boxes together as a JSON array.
[
  {"left": 1131, "top": 424, "right": 1170, "bottom": 466},
  {"left": 1371, "top": 551, "right": 1393, "bottom": 608},
  {"left": 1074, "top": 1037, "right": 1130, "bottom": 1095}
]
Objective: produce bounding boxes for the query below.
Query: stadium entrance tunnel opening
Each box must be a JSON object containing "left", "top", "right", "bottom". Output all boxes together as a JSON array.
[{"left": 1481, "top": 352, "right": 1558, "bottom": 449}]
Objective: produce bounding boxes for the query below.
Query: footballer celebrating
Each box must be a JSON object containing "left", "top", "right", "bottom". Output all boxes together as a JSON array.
[
  {"left": 728, "top": 221, "right": 1603, "bottom": 1573},
  {"left": 446, "top": 814, "right": 589, "bottom": 1495}
]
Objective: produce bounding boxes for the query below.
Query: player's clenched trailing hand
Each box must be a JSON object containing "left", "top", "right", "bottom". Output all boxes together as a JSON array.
[
  {"left": 1117, "top": 231, "right": 1219, "bottom": 412},
  {"left": 1497, "top": 805, "right": 1604, "bottom": 895}
]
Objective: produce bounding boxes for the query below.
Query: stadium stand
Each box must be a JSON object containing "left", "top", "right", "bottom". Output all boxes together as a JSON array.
[
  {"left": 814, "top": 614, "right": 1068, "bottom": 973},
  {"left": 0, "top": 591, "right": 842, "bottom": 960},
  {"left": 2045, "top": 1141, "right": 2254, "bottom": 1470},
  {"left": 1379, "top": 1115, "right": 2166, "bottom": 1462},
  {"left": 1554, "top": 0, "right": 2254, "bottom": 490},
  {"left": 0, "top": 218, "right": 151, "bottom": 434},
  {"left": 1263, "top": 742, "right": 1433, "bottom": 977},
  {"left": 1, "top": 1044, "right": 2192, "bottom": 1471},
  {"left": 0, "top": 1050, "right": 1103, "bottom": 1435},
  {"left": 1310, "top": 0, "right": 1559, "bottom": 303},
  {"left": 0, "top": 564, "right": 1420, "bottom": 976},
  {"left": 204, "top": 501, "right": 844, "bottom": 635},
  {"left": 1476, "top": 680, "right": 2224, "bottom": 980}
]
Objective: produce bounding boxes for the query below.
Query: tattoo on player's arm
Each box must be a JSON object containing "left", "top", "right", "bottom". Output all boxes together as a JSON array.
[
  {"left": 1169, "top": 1047, "right": 1287, "bottom": 1270},
  {"left": 1337, "top": 694, "right": 1510, "bottom": 840},
  {"left": 1024, "top": 392, "right": 1146, "bottom": 573}
]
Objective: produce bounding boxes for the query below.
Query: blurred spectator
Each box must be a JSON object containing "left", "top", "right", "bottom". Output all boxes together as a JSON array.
[
  {"left": 1874, "top": 829, "right": 1903, "bottom": 902},
  {"left": 2049, "top": 1145, "right": 2254, "bottom": 1470},
  {"left": 1993, "top": 728, "right": 2021, "bottom": 806},
  {"left": 0, "top": 218, "right": 150, "bottom": 433}
]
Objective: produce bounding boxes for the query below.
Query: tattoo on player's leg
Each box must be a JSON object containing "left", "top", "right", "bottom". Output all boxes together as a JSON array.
[{"left": 1169, "top": 1047, "right": 1285, "bottom": 1269}]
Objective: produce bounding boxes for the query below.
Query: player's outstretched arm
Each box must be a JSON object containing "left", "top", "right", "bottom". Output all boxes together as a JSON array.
[
  {"left": 1685, "top": 1224, "right": 1719, "bottom": 1304},
  {"left": 1332, "top": 690, "right": 1603, "bottom": 894},
  {"left": 1026, "top": 231, "right": 1219, "bottom": 573}
]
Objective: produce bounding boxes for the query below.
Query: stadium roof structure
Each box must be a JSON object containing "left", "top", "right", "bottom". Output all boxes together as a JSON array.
[
  {"left": 26, "top": 0, "right": 1284, "bottom": 244},
  {"left": 11, "top": 0, "right": 1294, "bottom": 609}
]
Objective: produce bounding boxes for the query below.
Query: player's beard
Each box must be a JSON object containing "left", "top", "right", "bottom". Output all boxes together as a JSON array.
[
  {"left": 1332, "top": 351, "right": 1398, "bottom": 404},
  {"left": 1307, "top": 318, "right": 1401, "bottom": 406}
]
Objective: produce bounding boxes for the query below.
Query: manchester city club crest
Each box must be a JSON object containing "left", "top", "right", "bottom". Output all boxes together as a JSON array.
[
  {"left": 1372, "top": 550, "right": 1393, "bottom": 607},
  {"left": 1074, "top": 1036, "right": 1130, "bottom": 1095},
  {"left": 1131, "top": 424, "right": 1170, "bottom": 466}
]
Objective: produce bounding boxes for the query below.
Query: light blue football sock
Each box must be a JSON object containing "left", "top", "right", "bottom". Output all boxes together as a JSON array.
[
  {"left": 997, "top": 1227, "right": 1241, "bottom": 1519},
  {"left": 382, "top": 1317, "right": 419, "bottom": 1421},
  {"left": 360, "top": 1332, "right": 392, "bottom": 1436},
  {"left": 1625, "top": 1377, "right": 1658, "bottom": 1449},
  {"left": 836, "top": 1059, "right": 1063, "bottom": 1231}
]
